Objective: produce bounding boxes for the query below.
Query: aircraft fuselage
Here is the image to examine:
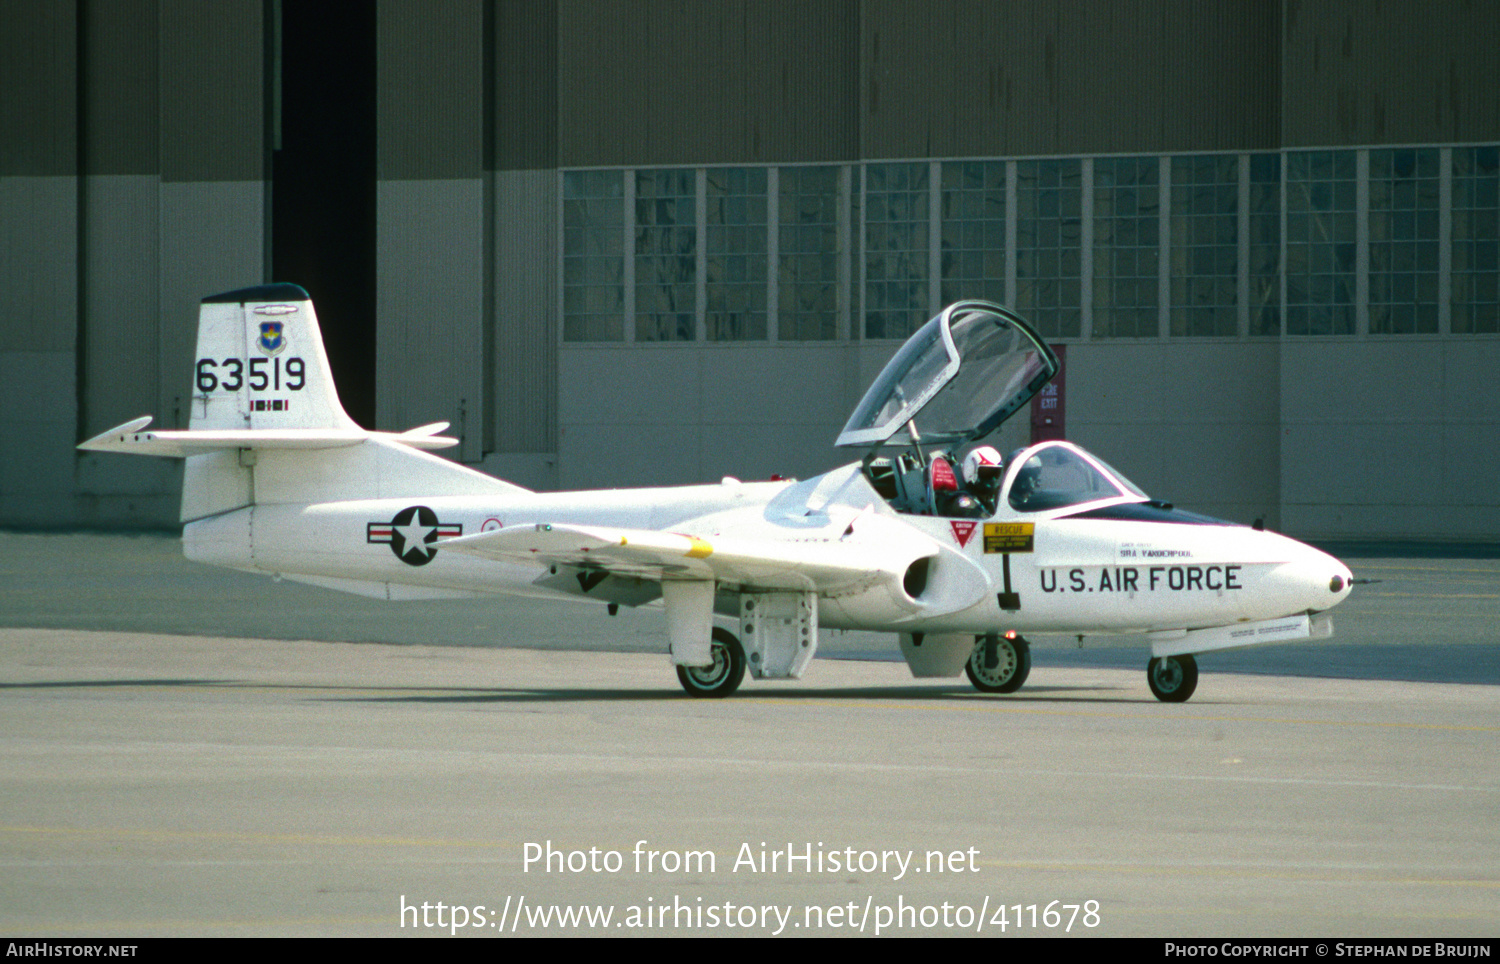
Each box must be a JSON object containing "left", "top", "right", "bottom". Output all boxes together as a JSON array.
[{"left": 185, "top": 459, "right": 1351, "bottom": 639}]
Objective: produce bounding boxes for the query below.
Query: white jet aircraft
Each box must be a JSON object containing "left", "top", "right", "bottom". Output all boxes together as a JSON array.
[{"left": 81, "top": 286, "right": 1353, "bottom": 702}]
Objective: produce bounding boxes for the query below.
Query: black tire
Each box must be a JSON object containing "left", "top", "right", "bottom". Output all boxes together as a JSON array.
[
  {"left": 965, "top": 633, "right": 1032, "bottom": 693},
  {"left": 675, "top": 627, "right": 746, "bottom": 698},
  {"left": 1147, "top": 654, "right": 1199, "bottom": 703}
]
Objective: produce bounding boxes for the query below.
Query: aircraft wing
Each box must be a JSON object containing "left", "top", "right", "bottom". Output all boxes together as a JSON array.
[{"left": 438, "top": 522, "right": 902, "bottom": 594}]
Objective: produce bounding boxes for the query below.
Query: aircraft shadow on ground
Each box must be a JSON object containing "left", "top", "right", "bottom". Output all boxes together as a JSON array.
[
  {"left": 325, "top": 683, "right": 1138, "bottom": 705},
  {"left": 0, "top": 678, "right": 222, "bottom": 690},
  {"left": 0, "top": 677, "right": 1137, "bottom": 704}
]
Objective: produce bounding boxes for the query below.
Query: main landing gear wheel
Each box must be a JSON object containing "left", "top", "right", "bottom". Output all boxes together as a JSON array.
[
  {"left": 1146, "top": 654, "right": 1199, "bottom": 703},
  {"left": 965, "top": 633, "right": 1031, "bottom": 693},
  {"left": 676, "top": 627, "right": 746, "bottom": 698}
]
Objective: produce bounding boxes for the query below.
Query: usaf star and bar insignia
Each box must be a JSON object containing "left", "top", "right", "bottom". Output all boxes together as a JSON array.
[{"left": 367, "top": 505, "right": 462, "bottom": 566}]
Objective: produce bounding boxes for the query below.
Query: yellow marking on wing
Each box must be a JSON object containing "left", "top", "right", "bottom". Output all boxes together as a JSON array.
[{"left": 685, "top": 537, "right": 713, "bottom": 559}]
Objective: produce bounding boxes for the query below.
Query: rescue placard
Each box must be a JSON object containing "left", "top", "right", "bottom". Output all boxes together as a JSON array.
[{"left": 983, "top": 522, "right": 1035, "bottom": 553}]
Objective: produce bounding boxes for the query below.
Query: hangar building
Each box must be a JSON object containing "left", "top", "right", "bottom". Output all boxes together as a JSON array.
[{"left": 3, "top": 1, "right": 1498, "bottom": 541}]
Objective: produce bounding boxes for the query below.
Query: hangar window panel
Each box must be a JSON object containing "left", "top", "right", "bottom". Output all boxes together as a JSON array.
[
  {"left": 1453, "top": 146, "right": 1500, "bottom": 335},
  {"left": 863, "top": 163, "right": 930, "bottom": 340},
  {"left": 778, "top": 165, "right": 841, "bottom": 341},
  {"left": 940, "top": 161, "right": 1006, "bottom": 307},
  {"left": 562, "top": 171, "right": 625, "bottom": 342},
  {"left": 1014, "top": 159, "right": 1081, "bottom": 339},
  {"left": 705, "top": 167, "right": 768, "bottom": 341},
  {"left": 635, "top": 169, "right": 697, "bottom": 342},
  {"left": 1093, "top": 156, "right": 1160, "bottom": 338},
  {"left": 1368, "top": 149, "right": 1440, "bottom": 335},
  {"left": 1247, "top": 153, "right": 1282, "bottom": 336},
  {"left": 1285, "top": 151, "right": 1356, "bottom": 335},
  {"left": 1170, "top": 155, "right": 1238, "bottom": 337}
]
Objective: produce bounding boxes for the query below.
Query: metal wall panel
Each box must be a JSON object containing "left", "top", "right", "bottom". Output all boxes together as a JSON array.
[
  {"left": 495, "top": 0, "right": 558, "bottom": 171},
  {"left": 80, "top": 175, "right": 160, "bottom": 436},
  {"left": 556, "top": 1, "right": 642, "bottom": 166},
  {"left": 0, "top": 350, "right": 80, "bottom": 525},
  {"left": 556, "top": 343, "right": 864, "bottom": 490},
  {"left": 0, "top": 2, "right": 76, "bottom": 177},
  {"left": 997, "top": 1, "right": 1059, "bottom": 156},
  {"left": 1280, "top": 338, "right": 1500, "bottom": 540},
  {"left": 492, "top": 169, "right": 557, "bottom": 452},
  {"left": 159, "top": 0, "right": 263, "bottom": 182},
  {"left": 1053, "top": 0, "right": 1129, "bottom": 152},
  {"left": 942, "top": 0, "right": 1036, "bottom": 158},
  {"left": 557, "top": 0, "right": 860, "bottom": 167},
  {"left": 0, "top": 1, "right": 78, "bottom": 524},
  {"left": 861, "top": 0, "right": 1280, "bottom": 161},
  {"left": 78, "top": 2, "right": 162, "bottom": 436},
  {"left": 376, "top": 2, "right": 487, "bottom": 459},
  {"left": 75, "top": 177, "right": 179, "bottom": 525},
  {"left": 1177, "top": 1, "right": 1279, "bottom": 152},
  {"left": 0, "top": 178, "right": 77, "bottom": 353},
  {"left": 754, "top": 0, "right": 861, "bottom": 163},
  {"left": 1282, "top": 0, "right": 1500, "bottom": 148},
  {"left": 378, "top": 0, "right": 485, "bottom": 180},
  {"left": 375, "top": 179, "right": 486, "bottom": 457},
  {"left": 79, "top": 0, "right": 159, "bottom": 177},
  {"left": 860, "top": 0, "right": 951, "bottom": 159}
]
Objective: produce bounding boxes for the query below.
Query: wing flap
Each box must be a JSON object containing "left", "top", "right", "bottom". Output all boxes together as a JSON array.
[{"left": 439, "top": 522, "right": 897, "bottom": 594}]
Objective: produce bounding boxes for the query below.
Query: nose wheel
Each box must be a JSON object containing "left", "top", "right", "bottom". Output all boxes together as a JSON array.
[
  {"left": 965, "top": 633, "right": 1031, "bottom": 693},
  {"left": 1146, "top": 654, "right": 1198, "bottom": 702}
]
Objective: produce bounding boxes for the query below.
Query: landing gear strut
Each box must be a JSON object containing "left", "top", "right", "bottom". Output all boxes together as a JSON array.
[
  {"left": 1146, "top": 654, "right": 1198, "bottom": 703},
  {"left": 965, "top": 633, "right": 1031, "bottom": 693},
  {"left": 676, "top": 627, "right": 746, "bottom": 698}
]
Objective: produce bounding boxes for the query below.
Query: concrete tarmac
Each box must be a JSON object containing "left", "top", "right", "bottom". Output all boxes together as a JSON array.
[{"left": 0, "top": 532, "right": 1496, "bottom": 937}]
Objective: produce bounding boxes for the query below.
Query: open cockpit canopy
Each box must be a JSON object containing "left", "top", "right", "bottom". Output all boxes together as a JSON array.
[{"left": 836, "top": 301, "right": 1059, "bottom": 452}]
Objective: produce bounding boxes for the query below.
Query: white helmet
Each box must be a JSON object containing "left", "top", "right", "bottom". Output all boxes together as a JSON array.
[{"left": 962, "top": 445, "right": 1004, "bottom": 489}]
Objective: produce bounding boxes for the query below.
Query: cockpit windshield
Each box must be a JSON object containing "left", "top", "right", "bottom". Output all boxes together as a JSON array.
[
  {"left": 1006, "top": 444, "right": 1146, "bottom": 512},
  {"left": 836, "top": 302, "right": 1058, "bottom": 451}
]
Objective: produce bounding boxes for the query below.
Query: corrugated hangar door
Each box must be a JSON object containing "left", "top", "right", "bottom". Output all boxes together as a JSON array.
[{"left": 375, "top": 2, "right": 487, "bottom": 462}]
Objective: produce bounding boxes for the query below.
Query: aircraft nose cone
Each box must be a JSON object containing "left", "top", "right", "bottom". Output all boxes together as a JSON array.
[
  {"left": 1305, "top": 548, "right": 1353, "bottom": 609},
  {"left": 1258, "top": 534, "right": 1355, "bottom": 616}
]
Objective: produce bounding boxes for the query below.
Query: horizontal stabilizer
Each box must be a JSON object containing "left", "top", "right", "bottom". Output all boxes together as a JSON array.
[{"left": 78, "top": 416, "right": 459, "bottom": 457}]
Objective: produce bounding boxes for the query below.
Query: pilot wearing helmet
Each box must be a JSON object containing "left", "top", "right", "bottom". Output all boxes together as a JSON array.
[
  {"left": 961, "top": 445, "right": 1005, "bottom": 516},
  {"left": 1008, "top": 452, "right": 1045, "bottom": 508}
]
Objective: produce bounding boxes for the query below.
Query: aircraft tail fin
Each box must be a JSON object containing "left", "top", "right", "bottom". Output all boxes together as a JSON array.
[
  {"left": 190, "top": 283, "right": 359, "bottom": 432},
  {"left": 78, "top": 284, "right": 528, "bottom": 522}
]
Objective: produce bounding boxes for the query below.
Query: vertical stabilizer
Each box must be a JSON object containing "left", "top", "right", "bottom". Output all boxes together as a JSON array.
[
  {"left": 191, "top": 284, "right": 359, "bottom": 432},
  {"left": 73, "top": 283, "right": 524, "bottom": 522}
]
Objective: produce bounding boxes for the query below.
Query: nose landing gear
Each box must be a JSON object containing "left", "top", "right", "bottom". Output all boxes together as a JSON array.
[
  {"left": 1146, "top": 654, "right": 1198, "bottom": 703},
  {"left": 964, "top": 633, "right": 1032, "bottom": 693}
]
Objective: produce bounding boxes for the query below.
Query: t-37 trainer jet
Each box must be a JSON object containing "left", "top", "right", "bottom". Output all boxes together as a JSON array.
[{"left": 81, "top": 287, "right": 1352, "bottom": 701}]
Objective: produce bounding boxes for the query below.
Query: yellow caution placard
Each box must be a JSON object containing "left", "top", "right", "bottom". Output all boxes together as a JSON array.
[{"left": 983, "top": 522, "right": 1035, "bottom": 553}]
